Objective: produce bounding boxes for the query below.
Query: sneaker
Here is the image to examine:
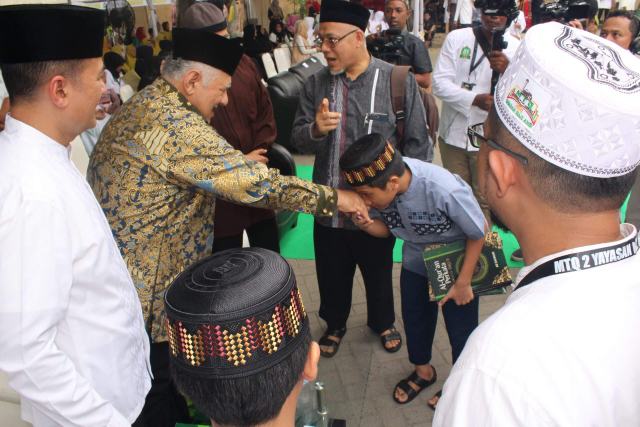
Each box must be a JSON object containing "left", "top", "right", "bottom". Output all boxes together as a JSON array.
[{"left": 511, "top": 248, "right": 523, "bottom": 262}]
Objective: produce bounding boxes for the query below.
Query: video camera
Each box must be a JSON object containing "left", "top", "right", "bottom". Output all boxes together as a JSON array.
[
  {"left": 475, "top": 0, "right": 520, "bottom": 25},
  {"left": 474, "top": 0, "right": 518, "bottom": 94},
  {"left": 368, "top": 28, "right": 410, "bottom": 65},
  {"left": 540, "top": 0, "right": 591, "bottom": 27}
]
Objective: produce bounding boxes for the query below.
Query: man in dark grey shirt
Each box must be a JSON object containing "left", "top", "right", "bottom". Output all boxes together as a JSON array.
[
  {"left": 366, "top": 0, "right": 433, "bottom": 88},
  {"left": 291, "top": 0, "right": 432, "bottom": 358}
]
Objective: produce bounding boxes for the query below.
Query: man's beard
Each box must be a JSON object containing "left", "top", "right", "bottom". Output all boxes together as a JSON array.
[
  {"left": 329, "top": 68, "right": 345, "bottom": 75},
  {"left": 490, "top": 209, "right": 511, "bottom": 234}
]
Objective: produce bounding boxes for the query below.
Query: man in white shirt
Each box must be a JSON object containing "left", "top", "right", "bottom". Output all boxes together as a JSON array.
[
  {"left": 453, "top": 0, "right": 473, "bottom": 28},
  {"left": 434, "top": 22, "right": 640, "bottom": 426},
  {"left": 432, "top": 0, "right": 519, "bottom": 227},
  {"left": 0, "top": 5, "right": 151, "bottom": 426}
]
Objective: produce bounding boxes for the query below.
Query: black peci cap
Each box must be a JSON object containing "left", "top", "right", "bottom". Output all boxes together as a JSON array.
[
  {"left": 164, "top": 248, "right": 309, "bottom": 379},
  {"left": 340, "top": 133, "right": 397, "bottom": 186},
  {"left": 172, "top": 28, "right": 244, "bottom": 76},
  {"left": 0, "top": 5, "right": 105, "bottom": 64},
  {"left": 320, "top": 0, "right": 371, "bottom": 32}
]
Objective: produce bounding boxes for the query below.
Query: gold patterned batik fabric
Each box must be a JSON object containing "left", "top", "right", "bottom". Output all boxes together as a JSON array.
[{"left": 88, "top": 79, "right": 337, "bottom": 343}]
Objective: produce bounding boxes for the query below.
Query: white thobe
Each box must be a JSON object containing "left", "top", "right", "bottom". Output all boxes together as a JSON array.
[
  {"left": 434, "top": 224, "right": 640, "bottom": 426},
  {"left": 432, "top": 27, "right": 519, "bottom": 151},
  {"left": 0, "top": 115, "right": 151, "bottom": 427}
]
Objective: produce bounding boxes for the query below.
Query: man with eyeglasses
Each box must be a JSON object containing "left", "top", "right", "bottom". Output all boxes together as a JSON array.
[
  {"left": 434, "top": 22, "right": 640, "bottom": 426},
  {"left": 292, "top": 0, "right": 432, "bottom": 359}
]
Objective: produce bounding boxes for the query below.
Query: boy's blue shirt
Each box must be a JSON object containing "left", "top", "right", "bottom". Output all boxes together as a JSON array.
[{"left": 369, "top": 157, "right": 486, "bottom": 277}]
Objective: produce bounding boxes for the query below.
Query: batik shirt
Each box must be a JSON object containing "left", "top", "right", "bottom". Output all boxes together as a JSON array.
[
  {"left": 369, "top": 158, "right": 486, "bottom": 277},
  {"left": 88, "top": 79, "right": 337, "bottom": 343}
]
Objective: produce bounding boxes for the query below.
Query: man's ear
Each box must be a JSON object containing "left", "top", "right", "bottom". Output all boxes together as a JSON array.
[
  {"left": 301, "top": 341, "right": 320, "bottom": 382},
  {"left": 183, "top": 69, "right": 202, "bottom": 96},
  {"left": 49, "top": 75, "right": 71, "bottom": 109},
  {"left": 407, "top": 9, "right": 412, "bottom": 19},
  {"left": 487, "top": 149, "right": 519, "bottom": 199}
]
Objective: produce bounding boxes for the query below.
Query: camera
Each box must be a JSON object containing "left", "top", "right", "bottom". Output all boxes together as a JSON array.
[
  {"left": 474, "top": 0, "right": 519, "bottom": 24},
  {"left": 540, "top": 0, "right": 590, "bottom": 26},
  {"left": 368, "top": 28, "right": 410, "bottom": 65}
]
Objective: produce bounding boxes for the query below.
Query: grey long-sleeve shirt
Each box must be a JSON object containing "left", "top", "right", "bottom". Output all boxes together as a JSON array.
[{"left": 292, "top": 56, "right": 433, "bottom": 229}]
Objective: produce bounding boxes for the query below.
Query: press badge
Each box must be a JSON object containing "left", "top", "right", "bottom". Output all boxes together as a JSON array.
[
  {"left": 461, "top": 82, "right": 476, "bottom": 91},
  {"left": 364, "top": 112, "right": 389, "bottom": 128}
]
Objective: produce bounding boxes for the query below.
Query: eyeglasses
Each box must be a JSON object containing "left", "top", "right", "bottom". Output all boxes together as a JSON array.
[
  {"left": 314, "top": 29, "right": 358, "bottom": 48},
  {"left": 467, "top": 123, "right": 528, "bottom": 165}
]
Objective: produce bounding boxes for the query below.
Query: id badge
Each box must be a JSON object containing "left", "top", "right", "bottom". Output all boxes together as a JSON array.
[
  {"left": 461, "top": 82, "right": 476, "bottom": 91},
  {"left": 364, "top": 112, "right": 389, "bottom": 128}
]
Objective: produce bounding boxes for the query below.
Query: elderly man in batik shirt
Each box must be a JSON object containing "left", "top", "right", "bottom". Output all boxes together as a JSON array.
[{"left": 88, "top": 24, "right": 368, "bottom": 427}]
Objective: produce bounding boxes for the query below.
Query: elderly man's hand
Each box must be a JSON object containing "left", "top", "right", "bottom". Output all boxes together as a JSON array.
[
  {"left": 489, "top": 51, "right": 510, "bottom": 74},
  {"left": 314, "top": 98, "right": 341, "bottom": 137},
  {"left": 95, "top": 109, "right": 106, "bottom": 121},
  {"left": 336, "top": 189, "right": 370, "bottom": 221}
]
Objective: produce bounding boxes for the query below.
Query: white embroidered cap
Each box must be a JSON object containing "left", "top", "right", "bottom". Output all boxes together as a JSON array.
[{"left": 495, "top": 22, "right": 640, "bottom": 177}]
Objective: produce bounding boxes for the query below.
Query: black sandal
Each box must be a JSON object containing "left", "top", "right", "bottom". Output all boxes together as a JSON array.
[
  {"left": 380, "top": 327, "right": 402, "bottom": 353},
  {"left": 392, "top": 367, "right": 437, "bottom": 405},
  {"left": 318, "top": 328, "right": 346, "bottom": 358},
  {"left": 427, "top": 390, "right": 442, "bottom": 411}
]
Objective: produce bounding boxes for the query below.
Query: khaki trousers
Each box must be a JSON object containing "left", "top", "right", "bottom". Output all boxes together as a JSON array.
[{"left": 439, "top": 137, "right": 492, "bottom": 229}]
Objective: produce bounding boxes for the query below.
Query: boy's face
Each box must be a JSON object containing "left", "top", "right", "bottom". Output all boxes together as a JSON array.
[{"left": 354, "top": 177, "right": 400, "bottom": 210}]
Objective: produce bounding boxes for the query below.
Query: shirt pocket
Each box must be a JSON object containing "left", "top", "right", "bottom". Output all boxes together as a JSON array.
[{"left": 407, "top": 211, "right": 453, "bottom": 236}]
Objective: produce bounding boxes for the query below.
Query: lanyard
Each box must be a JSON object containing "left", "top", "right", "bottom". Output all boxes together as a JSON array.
[
  {"left": 469, "top": 39, "right": 486, "bottom": 78},
  {"left": 514, "top": 233, "right": 639, "bottom": 292}
]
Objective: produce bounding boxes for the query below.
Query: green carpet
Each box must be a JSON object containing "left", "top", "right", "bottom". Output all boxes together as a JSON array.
[{"left": 280, "top": 165, "right": 632, "bottom": 268}]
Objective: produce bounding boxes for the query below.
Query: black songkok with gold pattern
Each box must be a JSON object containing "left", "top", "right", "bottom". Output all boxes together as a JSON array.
[
  {"left": 340, "top": 133, "right": 397, "bottom": 187},
  {"left": 165, "top": 248, "right": 308, "bottom": 379}
]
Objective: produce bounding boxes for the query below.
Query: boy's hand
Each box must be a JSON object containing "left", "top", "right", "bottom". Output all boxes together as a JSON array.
[
  {"left": 439, "top": 281, "right": 474, "bottom": 307},
  {"left": 350, "top": 212, "right": 374, "bottom": 229}
]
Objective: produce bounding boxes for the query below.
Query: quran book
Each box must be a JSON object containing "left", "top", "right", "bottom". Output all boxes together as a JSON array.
[{"left": 424, "top": 232, "right": 512, "bottom": 301}]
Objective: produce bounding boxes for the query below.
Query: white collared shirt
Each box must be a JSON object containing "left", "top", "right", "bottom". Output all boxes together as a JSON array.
[
  {"left": 432, "top": 28, "right": 519, "bottom": 151},
  {"left": 453, "top": 0, "right": 474, "bottom": 25},
  {"left": 0, "top": 115, "right": 151, "bottom": 426},
  {"left": 434, "top": 224, "right": 640, "bottom": 426}
]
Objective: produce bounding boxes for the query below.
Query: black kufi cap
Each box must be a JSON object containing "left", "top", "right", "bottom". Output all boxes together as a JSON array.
[
  {"left": 0, "top": 5, "right": 105, "bottom": 64},
  {"left": 340, "top": 133, "right": 397, "bottom": 186},
  {"left": 172, "top": 28, "right": 243, "bottom": 76},
  {"left": 164, "top": 248, "right": 309, "bottom": 379},
  {"left": 319, "top": 0, "right": 371, "bottom": 31}
]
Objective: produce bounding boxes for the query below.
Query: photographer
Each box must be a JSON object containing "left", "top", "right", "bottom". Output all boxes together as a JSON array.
[
  {"left": 366, "top": 0, "right": 433, "bottom": 88},
  {"left": 432, "top": 0, "right": 519, "bottom": 232}
]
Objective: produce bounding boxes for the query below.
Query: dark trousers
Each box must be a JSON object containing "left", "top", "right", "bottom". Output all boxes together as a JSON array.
[
  {"left": 448, "top": 3, "right": 457, "bottom": 29},
  {"left": 134, "top": 342, "right": 192, "bottom": 427},
  {"left": 314, "top": 222, "right": 396, "bottom": 334},
  {"left": 400, "top": 268, "right": 478, "bottom": 366},
  {"left": 211, "top": 217, "right": 281, "bottom": 254}
]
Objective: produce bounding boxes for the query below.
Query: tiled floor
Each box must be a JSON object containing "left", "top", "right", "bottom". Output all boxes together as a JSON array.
[{"left": 291, "top": 258, "right": 516, "bottom": 427}]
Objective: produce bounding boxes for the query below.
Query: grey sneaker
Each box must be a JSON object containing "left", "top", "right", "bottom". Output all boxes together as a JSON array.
[{"left": 511, "top": 248, "right": 523, "bottom": 262}]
